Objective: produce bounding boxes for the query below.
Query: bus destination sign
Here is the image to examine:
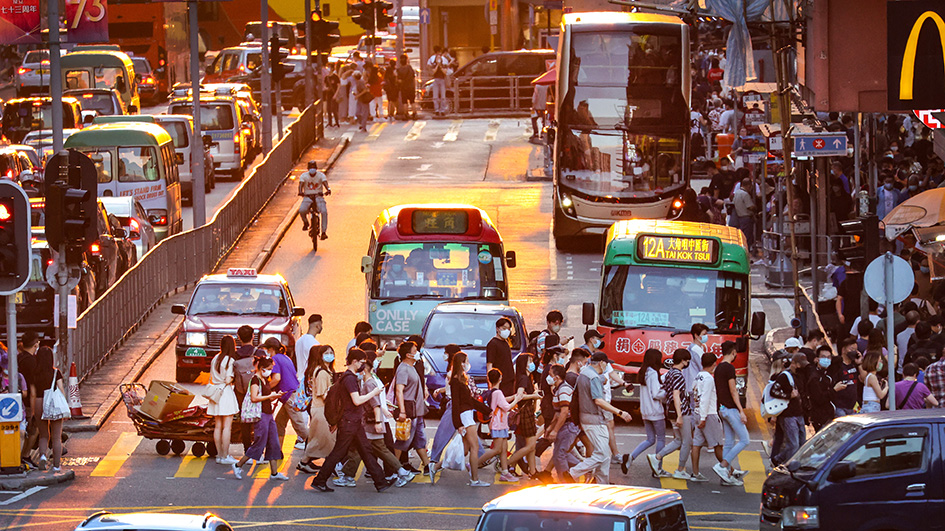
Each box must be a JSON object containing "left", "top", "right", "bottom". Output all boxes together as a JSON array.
[
  {"left": 411, "top": 209, "right": 469, "bottom": 235},
  {"left": 636, "top": 234, "right": 719, "bottom": 265}
]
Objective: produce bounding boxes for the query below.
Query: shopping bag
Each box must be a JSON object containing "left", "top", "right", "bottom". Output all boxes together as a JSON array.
[
  {"left": 395, "top": 418, "right": 413, "bottom": 441},
  {"left": 42, "top": 370, "right": 71, "bottom": 420},
  {"left": 442, "top": 433, "right": 466, "bottom": 471},
  {"left": 240, "top": 390, "right": 261, "bottom": 423}
]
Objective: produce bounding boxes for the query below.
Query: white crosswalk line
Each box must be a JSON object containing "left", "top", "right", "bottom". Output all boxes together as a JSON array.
[
  {"left": 405, "top": 121, "right": 426, "bottom": 141},
  {"left": 443, "top": 120, "right": 462, "bottom": 141},
  {"left": 484, "top": 119, "right": 501, "bottom": 141}
]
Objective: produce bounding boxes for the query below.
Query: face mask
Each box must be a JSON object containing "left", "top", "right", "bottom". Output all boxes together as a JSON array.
[
  {"left": 878, "top": 362, "right": 884, "bottom": 372},
  {"left": 700, "top": 334, "right": 708, "bottom": 343},
  {"left": 443, "top": 353, "right": 450, "bottom": 362},
  {"left": 546, "top": 375, "right": 555, "bottom": 386},
  {"left": 884, "top": 183, "right": 894, "bottom": 190},
  {"left": 324, "top": 352, "right": 335, "bottom": 363},
  {"left": 891, "top": 146, "right": 899, "bottom": 152},
  {"left": 373, "top": 358, "right": 381, "bottom": 370},
  {"left": 550, "top": 324, "right": 561, "bottom": 333},
  {"left": 909, "top": 185, "right": 918, "bottom": 192},
  {"left": 261, "top": 369, "right": 272, "bottom": 377},
  {"left": 308, "top": 169, "right": 318, "bottom": 176},
  {"left": 463, "top": 362, "right": 471, "bottom": 372},
  {"left": 921, "top": 266, "right": 930, "bottom": 274},
  {"left": 527, "top": 361, "right": 536, "bottom": 373},
  {"left": 591, "top": 338, "right": 602, "bottom": 349},
  {"left": 499, "top": 329, "right": 511, "bottom": 339},
  {"left": 411, "top": 351, "right": 422, "bottom": 361},
  {"left": 818, "top": 358, "right": 831, "bottom": 369},
  {"left": 357, "top": 363, "right": 366, "bottom": 373}
]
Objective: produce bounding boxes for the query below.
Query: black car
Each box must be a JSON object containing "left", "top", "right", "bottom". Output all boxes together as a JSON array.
[
  {"left": 421, "top": 49, "right": 555, "bottom": 113},
  {"left": 760, "top": 410, "right": 945, "bottom": 531}
]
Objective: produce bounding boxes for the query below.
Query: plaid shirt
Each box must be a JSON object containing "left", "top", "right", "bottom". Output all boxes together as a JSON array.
[{"left": 925, "top": 359, "right": 945, "bottom": 406}]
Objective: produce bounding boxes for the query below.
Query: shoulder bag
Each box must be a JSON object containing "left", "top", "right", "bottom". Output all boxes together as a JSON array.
[
  {"left": 240, "top": 376, "right": 263, "bottom": 423},
  {"left": 42, "top": 370, "right": 71, "bottom": 420}
]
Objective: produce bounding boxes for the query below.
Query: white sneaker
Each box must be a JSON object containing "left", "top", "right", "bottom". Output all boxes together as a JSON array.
[
  {"left": 468, "top": 480, "right": 490, "bottom": 487},
  {"left": 231, "top": 463, "right": 242, "bottom": 480},
  {"left": 332, "top": 476, "right": 356, "bottom": 487},
  {"left": 219, "top": 455, "right": 238, "bottom": 465},
  {"left": 646, "top": 454, "right": 661, "bottom": 476},
  {"left": 732, "top": 468, "right": 749, "bottom": 479},
  {"left": 395, "top": 476, "right": 410, "bottom": 487},
  {"left": 721, "top": 476, "right": 744, "bottom": 486},
  {"left": 690, "top": 473, "right": 708, "bottom": 482},
  {"left": 672, "top": 470, "right": 692, "bottom": 480},
  {"left": 610, "top": 455, "right": 622, "bottom": 464},
  {"left": 270, "top": 472, "right": 290, "bottom": 481},
  {"left": 294, "top": 441, "right": 306, "bottom": 450},
  {"left": 399, "top": 470, "right": 417, "bottom": 483},
  {"left": 713, "top": 463, "right": 733, "bottom": 483}
]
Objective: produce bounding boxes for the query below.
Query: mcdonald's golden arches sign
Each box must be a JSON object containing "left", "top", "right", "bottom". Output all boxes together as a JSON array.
[{"left": 889, "top": 1, "right": 945, "bottom": 110}]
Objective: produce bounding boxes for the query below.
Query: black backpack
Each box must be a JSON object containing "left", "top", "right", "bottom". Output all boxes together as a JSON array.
[{"left": 324, "top": 372, "right": 353, "bottom": 427}]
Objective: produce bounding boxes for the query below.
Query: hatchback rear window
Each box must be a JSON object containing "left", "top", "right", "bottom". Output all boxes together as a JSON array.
[
  {"left": 169, "top": 103, "right": 235, "bottom": 131},
  {"left": 157, "top": 120, "right": 189, "bottom": 148},
  {"left": 24, "top": 51, "right": 48, "bottom": 64}
]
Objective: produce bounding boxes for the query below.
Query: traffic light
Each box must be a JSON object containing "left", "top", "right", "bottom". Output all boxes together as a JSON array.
[
  {"left": 270, "top": 35, "right": 291, "bottom": 83},
  {"left": 43, "top": 150, "right": 99, "bottom": 264},
  {"left": 838, "top": 215, "right": 879, "bottom": 272},
  {"left": 375, "top": 0, "right": 394, "bottom": 30},
  {"left": 0, "top": 181, "right": 31, "bottom": 293},
  {"left": 351, "top": 0, "right": 376, "bottom": 33},
  {"left": 310, "top": 10, "right": 341, "bottom": 53}
]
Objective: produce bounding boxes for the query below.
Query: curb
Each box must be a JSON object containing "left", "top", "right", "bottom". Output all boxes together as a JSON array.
[
  {"left": 764, "top": 326, "right": 794, "bottom": 361},
  {"left": 252, "top": 134, "right": 351, "bottom": 271},
  {"left": 0, "top": 469, "right": 75, "bottom": 490}
]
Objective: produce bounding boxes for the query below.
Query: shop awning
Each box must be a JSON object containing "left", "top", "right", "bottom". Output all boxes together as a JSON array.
[{"left": 532, "top": 67, "right": 556, "bottom": 85}]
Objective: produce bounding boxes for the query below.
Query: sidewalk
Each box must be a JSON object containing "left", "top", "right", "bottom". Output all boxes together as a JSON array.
[
  {"left": 64, "top": 133, "right": 350, "bottom": 433},
  {"left": 763, "top": 326, "right": 796, "bottom": 361}
]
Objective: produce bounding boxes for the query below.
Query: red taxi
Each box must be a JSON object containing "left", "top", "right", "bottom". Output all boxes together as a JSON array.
[{"left": 171, "top": 268, "right": 305, "bottom": 382}]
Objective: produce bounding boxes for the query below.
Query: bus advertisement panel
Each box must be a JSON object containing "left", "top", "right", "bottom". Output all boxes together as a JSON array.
[
  {"left": 363, "top": 204, "right": 516, "bottom": 346},
  {"left": 553, "top": 12, "right": 691, "bottom": 249},
  {"left": 585, "top": 220, "right": 765, "bottom": 406}
]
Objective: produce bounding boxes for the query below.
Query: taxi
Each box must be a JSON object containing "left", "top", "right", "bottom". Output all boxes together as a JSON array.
[
  {"left": 166, "top": 92, "right": 250, "bottom": 179},
  {"left": 477, "top": 484, "right": 689, "bottom": 531},
  {"left": 170, "top": 268, "right": 305, "bottom": 383}
]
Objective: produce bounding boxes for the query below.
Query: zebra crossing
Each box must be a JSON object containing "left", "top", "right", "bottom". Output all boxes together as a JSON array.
[{"left": 358, "top": 118, "right": 538, "bottom": 145}]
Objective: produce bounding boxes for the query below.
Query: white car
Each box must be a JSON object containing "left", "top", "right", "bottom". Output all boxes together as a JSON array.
[
  {"left": 15, "top": 49, "right": 64, "bottom": 97},
  {"left": 97, "top": 196, "right": 157, "bottom": 262},
  {"left": 74, "top": 511, "right": 233, "bottom": 531},
  {"left": 23, "top": 129, "right": 81, "bottom": 153}
]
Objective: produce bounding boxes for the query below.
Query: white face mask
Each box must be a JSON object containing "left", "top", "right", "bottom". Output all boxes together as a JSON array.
[
  {"left": 700, "top": 334, "right": 708, "bottom": 343},
  {"left": 546, "top": 375, "right": 555, "bottom": 386},
  {"left": 373, "top": 358, "right": 381, "bottom": 370},
  {"left": 261, "top": 369, "right": 272, "bottom": 377},
  {"left": 463, "top": 362, "right": 471, "bottom": 372},
  {"left": 591, "top": 338, "right": 602, "bottom": 349},
  {"left": 499, "top": 329, "right": 511, "bottom": 339},
  {"left": 550, "top": 324, "right": 561, "bottom": 333},
  {"left": 443, "top": 353, "right": 450, "bottom": 362}
]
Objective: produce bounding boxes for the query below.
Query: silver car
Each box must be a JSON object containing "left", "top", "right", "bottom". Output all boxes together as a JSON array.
[
  {"left": 74, "top": 512, "right": 232, "bottom": 531},
  {"left": 15, "top": 50, "right": 53, "bottom": 97},
  {"left": 97, "top": 196, "right": 157, "bottom": 262}
]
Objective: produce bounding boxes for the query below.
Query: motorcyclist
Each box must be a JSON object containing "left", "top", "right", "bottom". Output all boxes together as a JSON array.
[{"left": 298, "top": 160, "right": 330, "bottom": 240}]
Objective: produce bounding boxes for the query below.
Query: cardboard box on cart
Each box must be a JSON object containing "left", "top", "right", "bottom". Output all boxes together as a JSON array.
[{"left": 138, "top": 381, "right": 195, "bottom": 421}]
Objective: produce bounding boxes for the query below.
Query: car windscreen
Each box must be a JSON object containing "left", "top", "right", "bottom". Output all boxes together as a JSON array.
[
  {"left": 371, "top": 242, "right": 508, "bottom": 301},
  {"left": 73, "top": 93, "right": 116, "bottom": 114},
  {"left": 424, "top": 312, "right": 522, "bottom": 350},
  {"left": 189, "top": 283, "right": 288, "bottom": 316},
  {"left": 3, "top": 102, "right": 77, "bottom": 129},
  {"left": 132, "top": 58, "right": 151, "bottom": 75},
  {"left": 24, "top": 50, "right": 48, "bottom": 64},
  {"left": 478, "top": 511, "right": 632, "bottom": 531},
  {"left": 118, "top": 146, "right": 160, "bottom": 183},
  {"left": 169, "top": 103, "right": 235, "bottom": 131},
  {"left": 157, "top": 120, "right": 189, "bottom": 149},
  {"left": 787, "top": 421, "right": 862, "bottom": 472}
]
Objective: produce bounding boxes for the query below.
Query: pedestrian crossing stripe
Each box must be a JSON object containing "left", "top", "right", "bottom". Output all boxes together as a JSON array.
[
  {"left": 253, "top": 435, "right": 297, "bottom": 478},
  {"left": 658, "top": 450, "right": 767, "bottom": 492},
  {"left": 658, "top": 453, "right": 687, "bottom": 490},
  {"left": 367, "top": 122, "right": 388, "bottom": 141},
  {"left": 484, "top": 120, "right": 501, "bottom": 142},
  {"left": 443, "top": 120, "right": 462, "bottom": 142},
  {"left": 405, "top": 121, "right": 426, "bottom": 141},
  {"left": 174, "top": 455, "right": 206, "bottom": 478},
  {"left": 90, "top": 432, "right": 142, "bottom": 477}
]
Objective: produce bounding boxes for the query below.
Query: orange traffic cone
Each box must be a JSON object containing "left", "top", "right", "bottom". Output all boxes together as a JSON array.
[{"left": 68, "top": 362, "right": 85, "bottom": 418}]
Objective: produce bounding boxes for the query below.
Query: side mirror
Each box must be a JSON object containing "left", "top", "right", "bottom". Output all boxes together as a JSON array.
[
  {"left": 129, "top": 230, "right": 140, "bottom": 239},
  {"left": 361, "top": 255, "right": 373, "bottom": 274},
  {"left": 171, "top": 304, "right": 186, "bottom": 315},
  {"left": 292, "top": 307, "right": 305, "bottom": 316},
  {"left": 750, "top": 311, "right": 767, "bottom": 338},
  {"left": 828, "top": 461, "right": 856, "bottom": 482},
  {"left": 582, "top": 302, "right": 595, "bottom": 326},
  {"left": 113, "top": 228, "right": 127, "bottom": 239},
  {"left": 505, "top": 250, "right": 516, "bottom": 268}
]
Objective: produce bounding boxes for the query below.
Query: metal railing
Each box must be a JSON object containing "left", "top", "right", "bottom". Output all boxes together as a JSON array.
[
  {"left": 448, "top": 75, "right": 536, "bottom": 114},
  {"left": 70, "top": 102, "right": 324, "bottom": 381}
]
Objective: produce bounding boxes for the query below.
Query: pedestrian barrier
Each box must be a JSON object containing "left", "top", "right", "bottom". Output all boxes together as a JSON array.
[
  {"left": 448, "top": 75, "right": 536, "bottom": 115},
  {"left": 70, "top": 102, "right": 325, "bottom": 382}
]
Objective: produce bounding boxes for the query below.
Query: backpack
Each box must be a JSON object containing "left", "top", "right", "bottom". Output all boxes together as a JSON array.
[
  {"left": 233, "top": 356, "right": 256, "bottom": 396},
  {"left": 761, "top": 371, "right": 793, "bottom": 419},
  {"left": 324, "top": 372, "right": 354, "bottom": 428}
]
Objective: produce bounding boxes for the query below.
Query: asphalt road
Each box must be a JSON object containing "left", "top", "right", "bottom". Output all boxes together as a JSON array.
[{"left": 0, "top": 117, "right": 791, "bottom": 531}]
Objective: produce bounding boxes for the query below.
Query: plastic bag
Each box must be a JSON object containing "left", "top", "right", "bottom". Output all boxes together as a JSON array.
[
  {"left": 442, "top": 433, "right": 466, "bottom": 471},
  {"left": 395, "top": 418, "right": 413, "bottom": 441}
]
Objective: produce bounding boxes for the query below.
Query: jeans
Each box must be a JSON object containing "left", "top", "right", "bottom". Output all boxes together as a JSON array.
[
  {"left": 245, "top": 412, "right": 283, "bottom": 462},
  {"left": 312, "top": 417, "right": 387, "bottom": 489},
  {"left": 657, "top": 414, "right": 692, "bottom": 469},
  {"left": 431, "top": 78, "right": 447, "bottom": 113},
  {"left": 774, "top": 415, "right": 805, "bottom": 465},
  {"left": 835, "top": 406, "right": 856, "bottom": 417},
  {"left": 299, "top": 196, "right": 327, "bottom": 232},
  {"left": 630, "top": 419, "right": 666, "bottom": 461},
  {"left": 569, "top": 424, "right": 611, "bottom": 484},
  {"left": 719, "top": 406, "right": 749, "bottom": 467},
  {"left": 552, "top": 422, "right": 581, "bottom": 480},
  {"left": 860, "top": 401, "right": 881, "bottom": 413}
]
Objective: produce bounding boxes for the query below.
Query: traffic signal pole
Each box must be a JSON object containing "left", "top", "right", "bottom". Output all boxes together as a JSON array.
[
  {"left": 271, "top": 36, "right": 284, "bottom": 140},
  {"left": 261, "top": 3, "right": 273, "bottom": 154},
  {"left": 189, "top": 0, "right": 207, "bottom": 227},
  {"left": 305, "top": 0, "right": 315, "bottom": 107},
  {"left": 6, "top": 295, "right": 15, "bottom": 393}
]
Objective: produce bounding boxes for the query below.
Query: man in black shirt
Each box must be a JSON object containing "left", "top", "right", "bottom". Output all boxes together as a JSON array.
[
  {"left": 714, "top": 341, "right": 748, "bottom": 480},
  {"left": 831, "top": 337, "right": 861, "bottom": 416},
  {"left": 771, "top": 353, "right": 808, "bottom": 467},
  {"left": 311, "top": 349, "right": 393, "bottom": 493},
  {"left": 486, "top": 317, "right": 516, "bottom": 396},
  {"left": 233, "top": 325, "right": 262, "bottom": 448},
  {"left": 18, "top": 331, "right": 40, "bottom": 459}
]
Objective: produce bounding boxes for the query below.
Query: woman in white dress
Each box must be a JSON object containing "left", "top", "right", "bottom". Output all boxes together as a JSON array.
[{"left": 208, "top": 335, "right": 240, "bottom": 464}]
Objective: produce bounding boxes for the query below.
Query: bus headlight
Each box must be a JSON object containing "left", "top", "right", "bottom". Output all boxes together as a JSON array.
[
  {"left": 669, "top": 196, "right": 684, "bottom": 217},
  {"left": 781, "top": 506, "right": 819, "bottom": 528},
  {"left": 560, "top": 193, "right": 576, "bottom": 216},
  {"left": 186, "top": 332, "right": 208, "bottom": 346}
]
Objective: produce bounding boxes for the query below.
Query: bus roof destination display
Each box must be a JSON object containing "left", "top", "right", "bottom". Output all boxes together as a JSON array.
[
  {"left": 636, "top": 234, "right": 719, "bottom": 265},
  {"left": 411, "top": 209, "right": 469, "bottom": 235}
]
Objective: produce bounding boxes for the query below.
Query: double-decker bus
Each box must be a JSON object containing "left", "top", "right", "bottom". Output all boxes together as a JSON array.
[
  {"left": 363, "top": 204, "right": 517, "bottom": 349},
  {"left": 108, "top": 0, "right": 188, "bottom": 91},
  {"left": 552, "top": 12, "right": 691, "bottom": 249},
  {"left": 583, "top": 219, "right": 765, "bottom": 406}
]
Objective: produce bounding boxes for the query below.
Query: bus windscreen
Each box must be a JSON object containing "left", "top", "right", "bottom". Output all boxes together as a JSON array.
[{"left": 372, "top": 242, "right": 507, "bottom": 300}]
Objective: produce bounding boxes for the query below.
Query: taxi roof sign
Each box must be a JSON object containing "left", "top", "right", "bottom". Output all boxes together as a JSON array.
[{"left": 227, "top": 268, "right": 257, "bottom": 277}]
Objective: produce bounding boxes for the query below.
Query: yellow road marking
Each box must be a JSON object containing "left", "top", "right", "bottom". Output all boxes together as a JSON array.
[
  {"left": 658, "top": 453, "right": 687, "bottom": 490},
  {"left": 367, "top": 122, "right": 388, "bottom": 140},
  {"left": 174, "top": 455, "right": 206, "bottom": 478},
  {"left": 738, "top": 450, "right": 767, "bottom": 493},
  {"left": 90, "top": 432, "right": 142, "bottom": 477},
  {"left": 484, "top": 120, "right": 501, "bottom": 141},
  {"left": 405, "top": 121, "right": 426, "bottom": 141},
  {"left": 253, "top": 434, "right": 296, "bottom": 478},
  {"left": 443, "top": 120, "right": 462, "bottom": 141},
  {"left": 353, "top": 462, "right": 366, "bottom": 481}
]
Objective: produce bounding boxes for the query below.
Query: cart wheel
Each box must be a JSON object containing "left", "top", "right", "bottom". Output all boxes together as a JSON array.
[
  {"left": 156, "top": 440, "right": 171, "bottom": 456},
  {"left": 192, "top": 442, "right": 206, "bottom": 458},
  {"left": 206, "top": 441, "right": 218, "bottom": 458},
  {"left": 171, "top": 439, "right": 186, "bottom": 455}
]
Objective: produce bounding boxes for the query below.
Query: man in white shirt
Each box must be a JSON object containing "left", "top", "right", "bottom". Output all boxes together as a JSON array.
[
  {"left": 719, "top": 99, "right": 737, "bottom": 135},
  {"left": 298, "top": 161, "right": 330, "bottom": 239},
  {"left": 690, "top": 352, "right": 738, "bottom": 485},
  {"left": 295, "top": 314, "right": 323, "bottom": 384}
]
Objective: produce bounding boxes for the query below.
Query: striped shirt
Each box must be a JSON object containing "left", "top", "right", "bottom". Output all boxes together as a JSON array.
[{"left": 664, "top": 367, "right": 692, "bottom": 417}]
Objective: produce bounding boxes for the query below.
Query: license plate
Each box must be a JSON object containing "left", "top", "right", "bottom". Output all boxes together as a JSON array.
[
  {"left": 185, "top": 347, "right": 206, "bottom": 357},
  {"left": 14, "top": 292, "right": 24, "bottom": 304},
  {"left": 37, "top": 69, "right": 47, "bottom": 76}
]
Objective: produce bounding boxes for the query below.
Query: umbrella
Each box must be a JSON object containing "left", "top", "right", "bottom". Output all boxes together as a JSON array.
[
  {"left": 532, "top": 67, "right": 556, "bottom": 85},
  {"left": 882, "top": 187, "right": 945, "bottom": 240}
]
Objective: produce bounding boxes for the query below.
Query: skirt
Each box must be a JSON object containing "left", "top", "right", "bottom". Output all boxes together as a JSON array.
[
  {"left": 207, "top": 384, "right": 239, "bottom": 417},
  {"left": 303, "top": 405, "right": 336, "bottom": 460},
  {"left": 516, "top": 399, "right": 538, "bottom": 438}
]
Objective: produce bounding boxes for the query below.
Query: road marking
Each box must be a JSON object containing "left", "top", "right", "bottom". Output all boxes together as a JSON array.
[
  {"left": 0, "top": 486, "right": 45, "bottom": 506},
  {"left": 90, "top": 432, "right": 142, "bottom": 477},
  {"left": 658, "top": 453, "right": 687, "bottom": 490},
  {"left": 405, "top": 121, "right": 426, "bottom": 141},
  {"left": 739, "top": 450, "right": 767, "bottom": 493},
  {"left": 418, "top": 164, "right": 432, "bottom": 172},
  {"left": 352, "top": 462, "right": 366, "bottom": 481},
  {"left": 484, "top": 119, "right": 501, "bottom": 141},
  {"left": 367, "top": 122, "right": 388, "bottom": 141},
  {"left": 174, "top": 455, "right": 206, "bottom": 478},
  {"left": 443, "top": 120, "right": 462, "bottom": 141},
  {"left": 253, "top": 435, "right": 297, "bottom": 478}
]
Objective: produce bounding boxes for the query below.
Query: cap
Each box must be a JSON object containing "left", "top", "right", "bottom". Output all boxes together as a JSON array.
[
  {"left": 784, "top": 337, "right": 802, "bottom": 349},
  {"left": 590, "top": 352, "right": 611, "bottom": 364},
  {"left": 584, "top": 329, "right": 605, "bottom": 342}
]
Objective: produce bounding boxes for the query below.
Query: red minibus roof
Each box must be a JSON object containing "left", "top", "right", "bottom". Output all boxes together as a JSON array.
[{"left": 373, "top": 204, "right": 503, "bottom": 244}]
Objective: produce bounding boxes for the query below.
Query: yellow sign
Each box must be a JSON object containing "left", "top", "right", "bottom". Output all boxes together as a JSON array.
[
  {"left": 489, "top": 0, "right": 497, "bottom": 10},
  {"left": 637, "top": 235, "right": 718, "bottom": 265},
  {"left": 899, "top": 11, "right": 945, "bottom": 101}
]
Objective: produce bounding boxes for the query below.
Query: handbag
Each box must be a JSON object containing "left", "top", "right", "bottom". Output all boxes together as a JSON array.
[
  {"left": 287, "top": 388, "right": 312, "bottom": 412},
  {"left": 42, "top": 370, "right": 71, "bottom": 421},
  {"left": 357, "top": 89, "right": 373, "bottom": 104},
  {"left": 202, "top": 383, "right": 225, "bottom": 404},
  {"left": 395, "top": 417, "right": 413, "bottom": 441},
  {"left": 240, "top": 381, "right": 262, "bottom": 423}
]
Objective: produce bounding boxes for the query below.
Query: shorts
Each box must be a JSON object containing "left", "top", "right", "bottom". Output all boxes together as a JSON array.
[
  {"left": 459, "top": 410, "right": 476, "bottom": 428},
  {"left": 393, "top": 416, "right": 428, "bottom": 452},
  {"left": 693, "top": 414, "right": 724, "bottom": 448},
  {"left": 491, "top": 429, "right": 509, "bottom": 439},
  {"left": 400, "top": 88, "right": 416, "bottom": 103}
]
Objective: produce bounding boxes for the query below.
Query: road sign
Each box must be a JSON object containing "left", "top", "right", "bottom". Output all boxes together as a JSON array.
[
  {"left": 914, "top": 109, "right": 945, "bottom": 129},
  {"left": 793, "top": 133, "right": 848, "bottom": 157},
  {"left": 45, "top": 260, "right": 82, "bottom": 291},
  {"left": 419, "top": 7, "right": 431, "bottom": 24},
  {"left": 864, "top": 254, "right": 914, "bottom": 304},
  {"left": 0, "top": 394, "right": 23, "bottom": 422}
]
